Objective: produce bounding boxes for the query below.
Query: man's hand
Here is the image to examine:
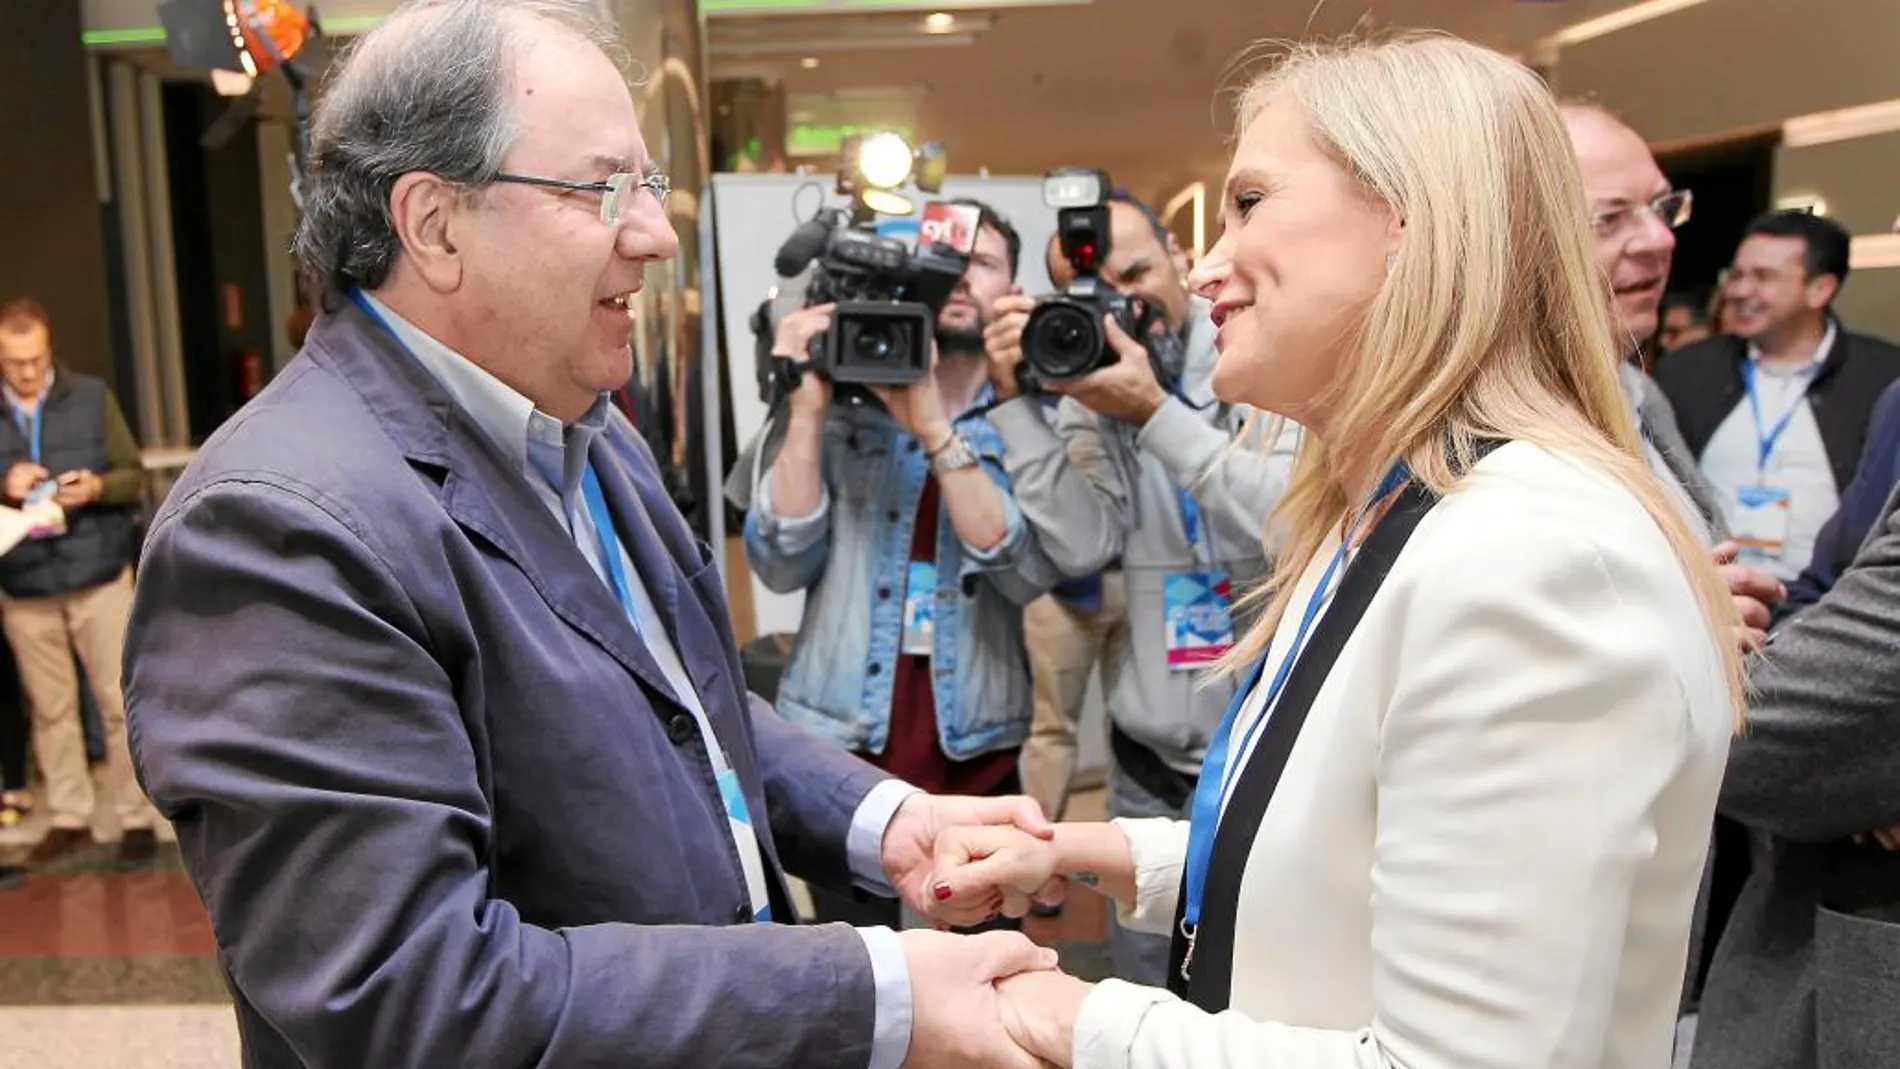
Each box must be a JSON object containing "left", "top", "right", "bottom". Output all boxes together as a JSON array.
[
  {"left": 869, "top": 348, "right": 953, "bottom": 449},
  {"left": 53, "top": 470, "right": 102, "bottom": 510},
  {"left": 996, "top": 968, "right": 1093, "bottom": 1068},
  {"left": 930, "top": 824, "right": 1068, "bottom": 928},
  {"left": 774, "top": 303, "right": 836, "bottom": 417},
  {"left": 1050, "top": 315, "right": 1168, "bottom": 426},
  {"left": 982, "top": 292, "right": 1036, "bottom": 402},
  {"left": 1713, "top": 541, "right": 1787, "bottom": 651},
  {"left": 900, "top": 930, "right": 1058, "bottom": 1069},
  {"left": 4, "top": 463, "right": 48, "bottom": 503},
  {"left": 883, "top": 792, "right": 1053, "bottom": 918}
]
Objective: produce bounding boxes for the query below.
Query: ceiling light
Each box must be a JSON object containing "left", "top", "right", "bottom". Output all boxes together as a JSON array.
[
  {"left": 923, "top": 12, "right": 956, "bottom": 33},
  {"left": 1850, "top": 234, "right": 1900, "bottom": 271},
  {"left": 1547, "top": 0, "right": 1712, "bottom": 49},
  {"left": 1783, "top": 98, "right": 1900, "bottom": 148},
  {"left": 800, "top": 56, "right": 820, "bottom": 69}
]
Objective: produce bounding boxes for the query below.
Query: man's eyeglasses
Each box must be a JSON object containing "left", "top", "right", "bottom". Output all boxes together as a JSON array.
[
  {"left": 1590, "top": 189, "right": 1693, "bottom": 241},
  {"left": 491, "top": 169, "right": 671, "bottom": 225}
]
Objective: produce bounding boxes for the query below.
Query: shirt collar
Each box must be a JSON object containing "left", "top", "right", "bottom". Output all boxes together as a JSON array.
[
  {"left": 1747, "top": 317, "right": 1838, "bottom": 373},
  {"left": 360, "top": 292, "right": 611, "bottom": 501},
  {"left": 4, "top": 370, "right": 53, "bottom": 415}
]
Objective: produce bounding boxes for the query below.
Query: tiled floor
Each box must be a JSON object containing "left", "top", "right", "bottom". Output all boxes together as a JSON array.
[{"left": 0, "top": 788, "right": 1117, "bottom": 1066}]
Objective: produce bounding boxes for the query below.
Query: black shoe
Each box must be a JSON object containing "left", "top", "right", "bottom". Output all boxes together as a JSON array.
[
  {"left": 26, "top": 827, "right": 92, "bottom": 868},
  {"left": 116, "top": 828, "right": 159, "bottom": 869},
  {"left": 0, "top": 863, "right": 24, "bottom": 889}
]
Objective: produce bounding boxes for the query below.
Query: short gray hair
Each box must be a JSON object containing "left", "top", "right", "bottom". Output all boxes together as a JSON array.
[{"left": 293, "top": 0, "right": 623, "bottom": 298}]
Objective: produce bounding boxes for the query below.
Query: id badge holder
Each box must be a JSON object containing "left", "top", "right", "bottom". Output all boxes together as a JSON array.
[
  {"left": 1734, "top": 484, "right": 1792, "bottom": 561},
  {"left": 1163, "top": 572, "right": 1235, "bottom": 671},
  {"left": 901, "top": 561, "right": 937, "bottom": 657}
]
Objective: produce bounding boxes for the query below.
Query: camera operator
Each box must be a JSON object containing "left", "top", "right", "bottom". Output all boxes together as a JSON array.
[
  {"left": 741, "top": 201, "right": 1062, "bottom": 929},
  {"left": 985, "top": 190, "right": 1297, "bottom": 985}
]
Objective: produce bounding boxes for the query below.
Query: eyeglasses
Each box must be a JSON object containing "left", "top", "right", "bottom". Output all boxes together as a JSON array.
[
  {"left": 490, "top": 168, "right": 671, "bottom": 224},
  {"left": 1590, "top": 189, "right": 1693, "bottom": 241}
]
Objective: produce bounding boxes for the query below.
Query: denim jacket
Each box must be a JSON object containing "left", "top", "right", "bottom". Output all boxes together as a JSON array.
[{"left": 735, "top": 392, "right": 1061, "bottom": 761}]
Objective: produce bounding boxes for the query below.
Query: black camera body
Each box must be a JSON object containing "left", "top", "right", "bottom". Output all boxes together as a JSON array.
[
  {"left": 1019, "top": 168, "right": 1158, "bottom": 393},
  {"left": 804, "top": 222, "right": 966, "bottom": 386},
  {"left": 760, "top": 207, "right": 969, "bottom": 403}
]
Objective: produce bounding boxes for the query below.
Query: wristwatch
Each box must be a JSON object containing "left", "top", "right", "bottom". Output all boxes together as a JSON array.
[{"left": 926, "top": 433, "right": 980, "bottom": 475}]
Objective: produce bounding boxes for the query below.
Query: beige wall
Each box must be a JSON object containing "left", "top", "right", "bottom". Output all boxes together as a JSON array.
[{"left": 1557, "top": 0, "right": 1900, "bottom": 342}]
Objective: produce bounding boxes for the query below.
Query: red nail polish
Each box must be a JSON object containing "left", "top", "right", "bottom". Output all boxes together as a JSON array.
[{"left": 932, "top": 882, "right": 953, "bottom": 901}]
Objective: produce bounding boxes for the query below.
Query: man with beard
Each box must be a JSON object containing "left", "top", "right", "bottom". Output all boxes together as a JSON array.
[{"left": 741, "top": 202, "right": 1062, "bottom": 929}]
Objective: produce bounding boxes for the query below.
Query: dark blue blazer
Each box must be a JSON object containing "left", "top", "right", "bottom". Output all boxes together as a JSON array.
[{"left": 124, "top": 301, "right": 890, "bottom": 1068}]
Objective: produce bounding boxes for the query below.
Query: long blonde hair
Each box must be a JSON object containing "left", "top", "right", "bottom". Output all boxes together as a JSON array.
[{"left": 1219, "top": 35, "right": 1745, "bottom": 725}]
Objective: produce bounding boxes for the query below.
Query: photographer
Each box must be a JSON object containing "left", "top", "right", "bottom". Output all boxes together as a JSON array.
[
  {"left": 741, "top": 201, "right": 1062, "bottom": 929},
  {"left": 984, "top": 190, "right": 1297, "bottom": 984}
]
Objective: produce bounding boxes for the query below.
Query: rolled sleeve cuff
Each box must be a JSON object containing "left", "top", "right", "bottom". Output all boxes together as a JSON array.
[
  {"left": 754, "top": 478, "right": 831, "bottom": 555},
  {"left": 855, "top": 925, "right": 914, "bottom": 1069},
  {"left": 847, "top": 779, "right": 923, "bottom": 894},
  {"left": 1074, "top": 979, "right": 1175, "bottom": 1069},
  {"left": 1135, "top": 396, "right": 1228, "bottom": 484},
  {"left": 1111, "top": 816, "right": 1190, "bottom": 936},
  {"left": 957, "top": 490, "right": 1028, "bottom": 568}
]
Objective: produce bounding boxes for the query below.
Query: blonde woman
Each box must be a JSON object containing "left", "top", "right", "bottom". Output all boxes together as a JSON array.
[{"left": 926, "top": 35, "right": 1743, "bottom": 1069}]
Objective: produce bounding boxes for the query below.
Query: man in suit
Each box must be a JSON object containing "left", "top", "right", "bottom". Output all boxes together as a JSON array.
[
  {"left": 122, "top": 3, "right": 1056, "bottom": 1066},
  {"left": 1655, "top": 210, "right": 1900, "bottom": 581},
  {"left": 1560, "top": 101, "right": 1728, "bottom": 543},
  {"left": 1691, "top": 479, "right": 1900, "bottom": 1068}
]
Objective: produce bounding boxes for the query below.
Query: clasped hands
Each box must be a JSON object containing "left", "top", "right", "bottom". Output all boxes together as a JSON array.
[{"left": 884, "top": 796, "right": 1098, "bottom": 1069}]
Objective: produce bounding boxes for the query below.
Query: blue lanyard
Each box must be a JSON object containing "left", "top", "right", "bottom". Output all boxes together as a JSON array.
[
  {"left": 1179, "top": 461, "right": 1409, "bottom": 954},
  {"left": 1742, "top": 359, "right": 1818, "bottom": 474},
  {"left": 11, "top": 408, "right": 40, "bottom": 465},
  {"left": 579, "top": 462, "right": 640, "bottom": 631},
  {"left": 1179, "top": 490, "right": 1204, "bottom": 553}
]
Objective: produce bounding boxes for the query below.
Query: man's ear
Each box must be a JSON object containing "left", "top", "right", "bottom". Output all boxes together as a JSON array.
[
  {"left": 1806, "top": 272, "right": 1842, "bottom": 312},
  {"left": 388, "top": 171, "right": 466, "bottom": 293}
]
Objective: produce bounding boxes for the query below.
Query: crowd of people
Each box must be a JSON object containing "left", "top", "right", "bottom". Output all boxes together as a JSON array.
[{"left": 0, "top": 0, "right": 1890, "bottom": 1066}]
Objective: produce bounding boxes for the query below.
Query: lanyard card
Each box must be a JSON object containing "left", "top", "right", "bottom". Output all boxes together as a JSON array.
[
  {"left": 901, "top": 560, "right": 938, "bottom": 657},
  {"left": 1733, "top": 483, "right": 1792, "bottom": 560},
  {"left": 1164, "top": 571, "right": 1235, "bottom": 670}
]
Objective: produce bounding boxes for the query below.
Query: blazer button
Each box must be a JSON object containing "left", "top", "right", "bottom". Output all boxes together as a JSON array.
[
  {"left": 886, "top": 509, "right": 900, "bottom": 523},
  {"left": 666, "top": 713, "right": 696, "bottom": 746},
  {"left": 867, "top": 662, "right": 882, "bottom": 677}
]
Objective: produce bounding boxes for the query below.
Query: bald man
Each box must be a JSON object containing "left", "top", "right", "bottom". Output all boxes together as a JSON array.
[{"left": 1562, "top": 103, "right": 1730, "bottom": 543}]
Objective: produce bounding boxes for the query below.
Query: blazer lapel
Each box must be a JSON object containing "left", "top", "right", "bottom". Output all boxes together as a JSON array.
[{"left": 311, "top": 303, "right": 688, "bottom": 712}]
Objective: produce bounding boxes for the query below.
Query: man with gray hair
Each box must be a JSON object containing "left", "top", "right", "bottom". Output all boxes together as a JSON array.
[{"left": 122, "top": 3, "right": 1057, "bottom": 1066}]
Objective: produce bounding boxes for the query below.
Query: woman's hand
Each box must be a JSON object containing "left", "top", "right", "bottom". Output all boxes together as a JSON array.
[
  {"left": 997, "top": 969, "right": 1093, "bottom": 1068},
  {"left": 928, "top": 824, "right": 1069, "bottom": 927}
]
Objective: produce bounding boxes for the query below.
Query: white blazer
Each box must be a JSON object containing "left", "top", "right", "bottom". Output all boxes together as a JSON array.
[{"left": 1073, "top": 441, "right": 1733, "bottom": 1069}]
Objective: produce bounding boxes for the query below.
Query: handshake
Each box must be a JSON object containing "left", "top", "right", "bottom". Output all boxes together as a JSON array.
[{"left": 883, "top": 794, "right": 1132, "bottom": 1069}]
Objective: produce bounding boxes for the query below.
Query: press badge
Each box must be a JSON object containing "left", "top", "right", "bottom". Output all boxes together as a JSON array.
[
  {"left": 1164, "top": 572, "right": 1236, "bottom": 670},
  {"left": 1733, "top": 484, "right": 1792, "bottom": 560},
  {"left": 902, "top": 561, "right": 938, "bottom": 656}
]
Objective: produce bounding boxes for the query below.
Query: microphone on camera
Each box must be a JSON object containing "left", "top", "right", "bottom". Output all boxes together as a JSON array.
[{"left": 774, "top": 208, "right": 841, "bottom": 278}]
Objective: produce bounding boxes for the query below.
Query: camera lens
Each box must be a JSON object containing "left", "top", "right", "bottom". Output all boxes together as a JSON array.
[
  {"left": 851, "top": 321, "right": 905, "bottom": 364},
  {"left": 1025, "top": 302, "right": 1103, "bottom": 381}
]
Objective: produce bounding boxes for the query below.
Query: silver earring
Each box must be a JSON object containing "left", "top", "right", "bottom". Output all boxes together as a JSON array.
[{"left": 1385, "top": 252, "right": 1396, "bottom": 276}]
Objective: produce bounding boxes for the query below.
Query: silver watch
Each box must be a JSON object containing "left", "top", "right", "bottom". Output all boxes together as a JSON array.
[{"left": 927, "top": 433, "right": 979, "bottom": 475}]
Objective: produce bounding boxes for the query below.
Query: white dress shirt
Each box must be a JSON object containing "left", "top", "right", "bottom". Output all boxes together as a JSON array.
[{"left": 362, "top": 293, "right": 921, "bottom": 1069}]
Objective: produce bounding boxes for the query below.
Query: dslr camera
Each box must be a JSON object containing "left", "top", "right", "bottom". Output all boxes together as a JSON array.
[{"left": 1019, "top": 167, "right": 1159, "bottom": 392}]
